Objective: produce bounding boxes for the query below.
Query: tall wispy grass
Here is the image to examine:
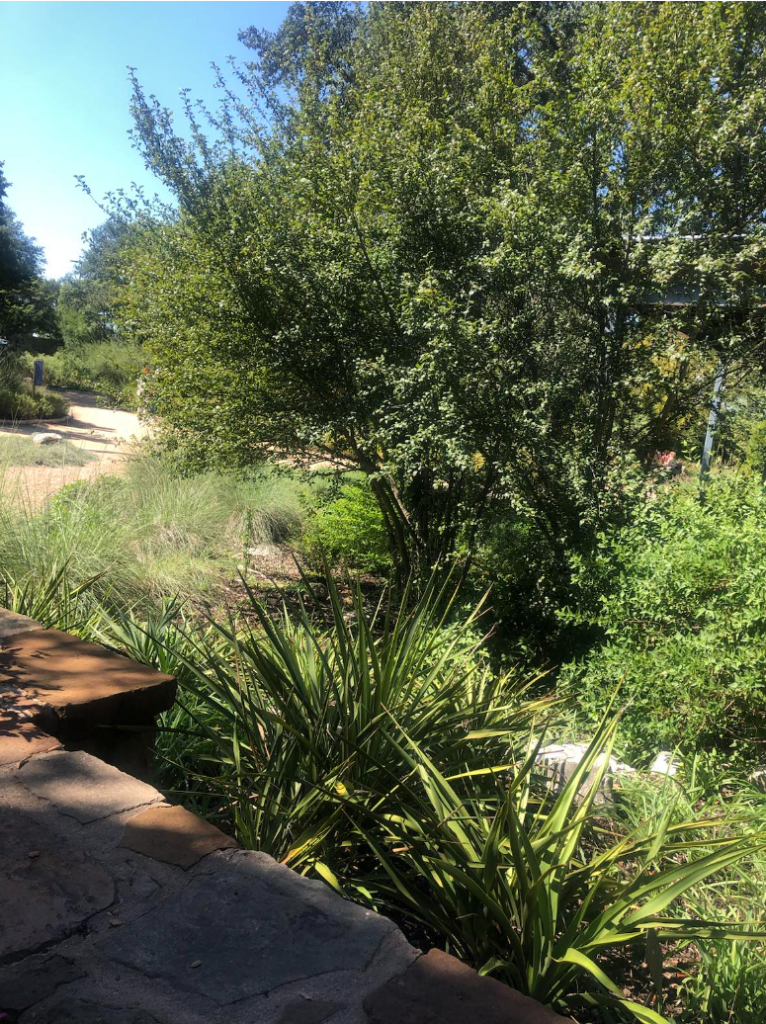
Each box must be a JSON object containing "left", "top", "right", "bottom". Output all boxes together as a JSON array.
[
  {"left": 0, "top": 456, "right": 309, "bottom": 608},
  {"left": 0, "top": 435, "right": 94, "bottom": 467},
  {"left": 615, "top": 765, "right": 766, "bottom": 1023}
]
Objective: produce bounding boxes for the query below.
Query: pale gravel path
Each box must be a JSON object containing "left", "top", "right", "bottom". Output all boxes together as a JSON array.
[{"left": 0, "top": 390, "right": 147, "bottom": 507}]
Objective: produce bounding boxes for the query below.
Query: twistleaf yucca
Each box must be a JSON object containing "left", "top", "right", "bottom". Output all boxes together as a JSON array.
[{"left": 95, "top": 567, "right": 766, "bottom": 1022}]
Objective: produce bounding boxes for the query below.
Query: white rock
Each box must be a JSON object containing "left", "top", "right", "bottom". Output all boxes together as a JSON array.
[
  {"left": 649, "top": 751, "right": 678, "bottom": 776},
  {"left": 247, "top": 543, "right": 280, "bottom": 559},
  {"left": 535, "top": 743, "right": 635, "bottom": 803},
  {"left": 749, "top": 768, "right": 766, "bottom": 793},
  {"left": 31, "top": 432, "right": 63, "bottom": 445}
]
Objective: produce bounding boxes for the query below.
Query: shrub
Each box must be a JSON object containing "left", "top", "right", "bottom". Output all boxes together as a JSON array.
[
  {"left": 472, "top": 512, "right": 578, "bottom": 661},
  {"left": 0, "top": 349, "right": 69, "bottom": 419},
  {"left": 560, "top": 476, "right": 766, "bottom": 763},
  {"left": 0, "top": 348, "right": 25, "bottom": 393},
  {"left": 302, "top": 479, "right": 391, "bottom": 574},
  {"left": 745, "top": 420, "right": 766, "bottom": 480},
  {"left": 35, "top": 341, "right": 143, "bottom": 409},
  {"left": 0, "top": 385, "right": 69, "bottom": 420}
]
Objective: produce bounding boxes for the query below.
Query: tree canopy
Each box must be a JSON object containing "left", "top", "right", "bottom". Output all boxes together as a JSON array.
[
  {"left": 0, "top": 162, "right": 57, "bottom": 346},
  {"left": 121, "top": 1, "right": 766, "bottom": 573},
  {"left": 57, "top": 217, "right": 134, "bottom": 351}
]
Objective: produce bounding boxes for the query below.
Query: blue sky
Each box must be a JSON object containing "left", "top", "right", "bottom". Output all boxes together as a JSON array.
[{"left": 0, "top": 1, "right": 291, "bottom": 278}]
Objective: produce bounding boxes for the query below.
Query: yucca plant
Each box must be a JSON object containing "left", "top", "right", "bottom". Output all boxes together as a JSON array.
[
  {"left": 98, "top": 568, "right": 555, "bottom": 862},
  {"left": 1, "top": 564, "right": 104, "bottom": 633},
  {"left": 335, "top": 715, "right": 766, "bottom": 1023}
]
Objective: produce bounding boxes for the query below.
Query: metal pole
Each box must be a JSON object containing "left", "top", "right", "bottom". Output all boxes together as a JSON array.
[{"left": 700, "top": 362, "right": 725, "bottom": 491}]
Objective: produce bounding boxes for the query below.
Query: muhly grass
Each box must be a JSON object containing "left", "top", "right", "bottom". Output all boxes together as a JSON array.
[{"left": 0, "top": 455, "right": 312, "bottom": 608}]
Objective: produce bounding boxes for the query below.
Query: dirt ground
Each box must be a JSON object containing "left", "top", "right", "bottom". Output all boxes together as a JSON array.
[{"left": 0, "top": 390, "right": 146, "bottom": 506}]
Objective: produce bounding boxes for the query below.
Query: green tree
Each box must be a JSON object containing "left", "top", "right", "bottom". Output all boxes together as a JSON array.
[
  {"left": 122, "top": 1, "right": 766, "bottom": 576},
  {"left": 57, "top": 218, "right": 132, "bottom": 350},
  {"left": 0, "top": 162, "right": 56, "bottom": 344}
]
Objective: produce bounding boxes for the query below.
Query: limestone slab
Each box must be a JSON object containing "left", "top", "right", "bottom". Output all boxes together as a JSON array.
[
  {"left": 119, "top": 804, "right": 238, "bottom": 869},
  {"left": 0, "top": 710, "right": 61, "bottom": 765},
  {"left": 276, "top": 998, "right": 343, "bottom": 1023},
  {"left": 363, "top": 949, "right": 568, "bottom": 1024},
  {"left": 0, "top": 810, "right": 114, "bottom": 959},
  {"left": 18, "top": 749, "right": 163, "bottom": 823},
  {"left": 0, "top": 955, "right": 85, "bottom": 1012},
  {"left": 0, "top": 628, "right": 176, "bottom": 738},
  {"left": 100, "top": 851, "right": 397, "bottom": 1005},
  {"left": 21, "top": 998, "right": 163, "bottom": 1023},
  {"left": 0, "top": 608, "right": 44, "bottom": 641}
]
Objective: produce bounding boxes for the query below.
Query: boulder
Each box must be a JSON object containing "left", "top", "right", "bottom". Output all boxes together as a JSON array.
[
  {"left": 649, "top": 751, "right": 678, "bottom": 776},
  {"left": 31, "top": 431, "right": 62, "bottom": 445},
  {"left": 535, "top": 743, "right": 635, "bottom": 803}
]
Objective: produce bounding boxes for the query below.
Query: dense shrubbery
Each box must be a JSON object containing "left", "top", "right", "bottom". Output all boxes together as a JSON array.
[
  {"left": 0, "top": 348, "right": 69, "bottom": 420},
  {"left": 560, "top": 477, "right": 766, "bottom": 763},
  {"left": 301, "top": 479, "right": 391, "bottom": 574},
  {"left": 0, "top": 385, "right": 68, "bottom": 421}
]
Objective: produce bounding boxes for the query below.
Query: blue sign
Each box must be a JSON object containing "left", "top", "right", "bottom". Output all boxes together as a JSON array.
[{"left": 33, "top": 359, "right": 44, "bottom": 387}]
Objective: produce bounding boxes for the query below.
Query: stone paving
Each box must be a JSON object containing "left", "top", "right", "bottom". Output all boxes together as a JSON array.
[{"left": 0, "top": 609, "right": 567, "bottom": 1024}]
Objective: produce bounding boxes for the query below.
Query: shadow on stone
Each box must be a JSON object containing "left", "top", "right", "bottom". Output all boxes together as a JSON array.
[
  {"left": 0, "top": 809, "right": 114, "bottom": 961},
  {"left": 363, "top": 949, "right": 567, "bottom": 1024}
]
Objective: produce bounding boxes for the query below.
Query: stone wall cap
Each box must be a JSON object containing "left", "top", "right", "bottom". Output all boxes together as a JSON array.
[
  {"left": 364, "top": 948, "right": 569, "bottom": 1023},
  {"left": 0, "top": 628, "right": 176, "bottom": 737}
]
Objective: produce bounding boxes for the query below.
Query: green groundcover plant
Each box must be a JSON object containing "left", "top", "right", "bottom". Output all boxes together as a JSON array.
[{"left": 301, "top": 479, "right": 391, "bottom": 575}]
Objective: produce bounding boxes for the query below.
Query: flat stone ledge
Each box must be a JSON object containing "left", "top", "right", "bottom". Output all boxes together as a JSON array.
[
  {"left": 276, "top": 997, "right": 344, "bottom": 1023},
  {"left": 0, "top": 809, "right": 115, "bottom": 960},
  {"left": 363, "top": 948, "right": 568, "bottom": 1024},
  {"left": 0, "top": 608, "right": 44, "bottom": 641},
  {"left": 0, "top": 709, "right": 62, "bottom": 766},
  {"left": 21, "top": 998, "right": 164, "bottom": 1023},
  {"left": 0, "top": 628, "right": 176, "bottom": 739},
  {"left": 18, "top": 749, "right": 164, "bottom": 823},
  {"left": 0, "top": 954, "right": 85, "bottom": 1013},
  {"left": 99, "top": 850, "right": 400, "bottom": 1005},
  {"left": 119, "top": 803, "right": 238, "bottom": 869}
]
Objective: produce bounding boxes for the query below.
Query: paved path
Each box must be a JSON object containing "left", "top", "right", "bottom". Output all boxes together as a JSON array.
[
  {"left": 0, "top": 753, "right": 418, "bottom": 1024},
  {"left": 0, "top": 391, "right": 146, "bottom": 506}
]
